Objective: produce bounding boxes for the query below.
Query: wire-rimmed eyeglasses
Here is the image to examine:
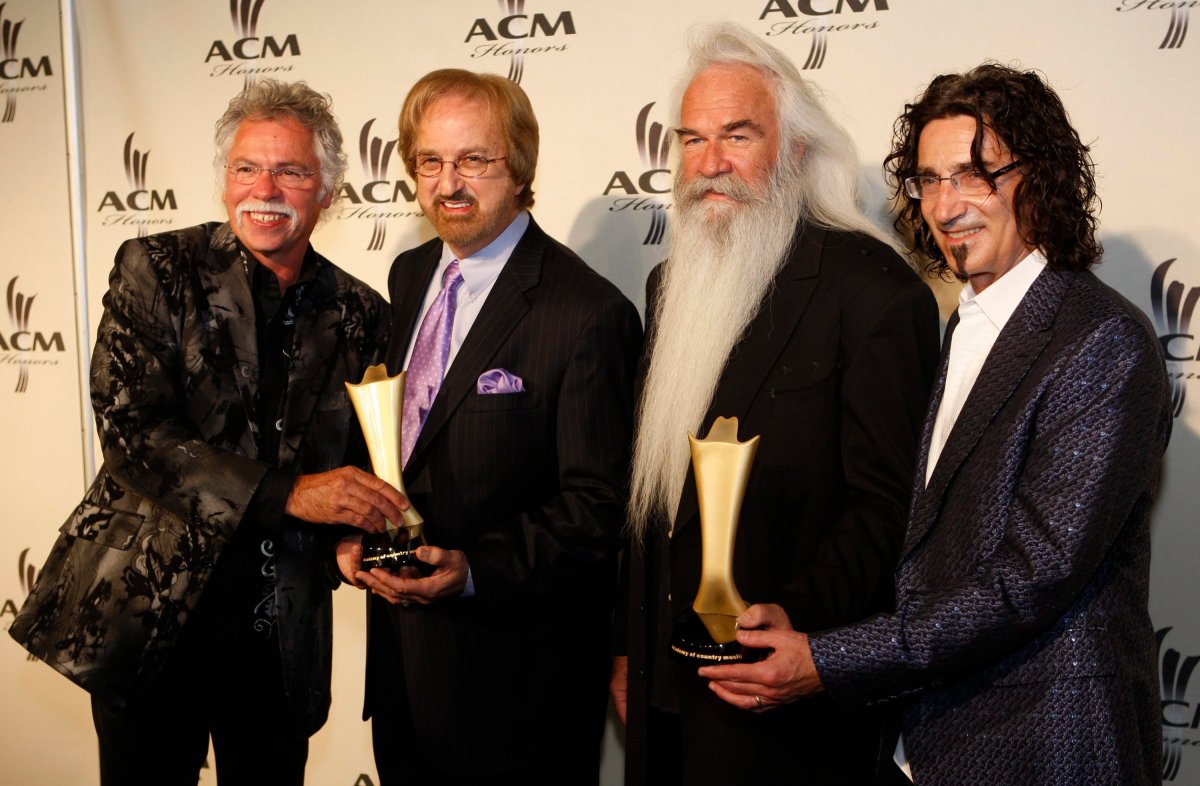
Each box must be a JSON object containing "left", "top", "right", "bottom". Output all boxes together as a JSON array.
[
  {"left": 903, "top": 161, "right": 1022, "bottom": 200},
  {"left": 224, "top": 163, "right": 317, "bottom": 187},
  {"left": 413, "top": 154, "right": 507, "bottom": 178}
]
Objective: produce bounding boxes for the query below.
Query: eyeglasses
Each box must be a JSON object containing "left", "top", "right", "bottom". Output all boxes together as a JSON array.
[
  {"left": 413, "top": 154, "right": 507, "bottom": 178},
  {"left": 225, "top": 163, "right": 317, "bottom": 187},
  {"left": 903, "top": 161, "right": 1022, "bottom": 200}
]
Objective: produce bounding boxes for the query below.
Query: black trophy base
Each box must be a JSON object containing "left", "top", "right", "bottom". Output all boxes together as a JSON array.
[
  {"left": 669, "top": 610, "right": 746, "bottom": 664},
  {"left": 361, "top": 531, "right": 428, "bottom": 573}
]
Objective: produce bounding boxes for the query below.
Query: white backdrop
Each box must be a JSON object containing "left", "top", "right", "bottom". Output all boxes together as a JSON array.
[{"left": 2, "top": 1, "right": 1198, "bottom": 784}]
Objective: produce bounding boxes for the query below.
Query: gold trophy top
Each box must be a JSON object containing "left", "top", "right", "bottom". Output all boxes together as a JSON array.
[
  {"left": 689, "top": 416, "right": 759, "bottom": 644},
  {"left": 345, "top": 364, "right": 423, "bottom": 531}
]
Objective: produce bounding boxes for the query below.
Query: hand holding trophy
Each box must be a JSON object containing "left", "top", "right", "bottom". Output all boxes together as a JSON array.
[
  {"left": 670, "top": 416, "right": 760, "bottom": 663},
  {"left": 346, "top": 364, "right": 426, "bottom": 570}
]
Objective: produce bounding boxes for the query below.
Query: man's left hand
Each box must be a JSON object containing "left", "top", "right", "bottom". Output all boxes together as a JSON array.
[
  {"left": 357, "top": 545, "right": 469, "bottom": 605},
  {"left": 697, "top": 603, "right": 825, "bottom": 712}
]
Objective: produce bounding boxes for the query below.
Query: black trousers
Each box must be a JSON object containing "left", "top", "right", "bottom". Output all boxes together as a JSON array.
[
  {"left": 368, "top": 611, "right": 600, "bottom": 786},
  {"left": 91, "top": 673, "right": 307, "bottom": 786},
  {"left": 371, "top": 708, "right": 599, "bottom": 786}
]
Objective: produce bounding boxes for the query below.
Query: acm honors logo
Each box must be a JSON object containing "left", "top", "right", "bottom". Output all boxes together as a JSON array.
[
  {"left": 205, "top": 0, "right": 301, "bottom": 86},
  {"left": 1, "top": 278, "right": 66, "bottom": 393},
  {"left": 603, "top": 102, "right": 672, "bottom": 246},
  {"left": 0, "top": 1, "right": 54, "bottom": 123},
  {"left": 757, "top": 0, "right": 889, "bottom": 70},
  {"left": 96, "top": 133, "right": 179, "bottom": 239},
  {"left": 465, "top": 0, "right": 576, "bottom": 83},
  {"left": 1150, "top": 258, "right": 1199, "bottom": 417},
  {"left": 1116, "top": 0, "right": 1192, "bottom": 50},
  {"left": 1160, "top": 627, "right": 1200, "bottom": 781},
  {"left": 336, "top": 118, "right": 423, "bottom": 252}
]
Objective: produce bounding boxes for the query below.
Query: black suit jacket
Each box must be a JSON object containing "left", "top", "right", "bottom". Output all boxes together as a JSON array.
[
  {"left": 811, "top": 267, "right": 1170, "bottom": 785},
  {"left": 10, "top": 223, "right": 388, "bottom": 736},
  {"left": 624, "top": 225, "right": 940, "bottom": 784},
  {"left": 366, "top": 216, "right": 643, "bottom": 775}
]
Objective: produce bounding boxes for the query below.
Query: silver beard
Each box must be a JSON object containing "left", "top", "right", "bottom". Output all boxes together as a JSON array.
[{"left": 627, "top": 160, "right": 804, "bottom": 538}]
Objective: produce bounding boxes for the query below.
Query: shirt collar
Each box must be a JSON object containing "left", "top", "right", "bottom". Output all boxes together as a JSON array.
[
  {"left": 959, "top": 249, "right": 1048, "bottom": 332},
  {"left": 439, "top": 210, "right": 530, "bottom": 298},
  {"left": 238, "top": 241, "right": 319, "bottom": 287}
]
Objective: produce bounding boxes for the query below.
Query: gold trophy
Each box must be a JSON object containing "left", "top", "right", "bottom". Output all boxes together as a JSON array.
[
  {"left": 346, "top": 364, "right": 425, "bottom": 570},
  {"left": 670, "top": 416, "right": 759, "bottom": 663}
]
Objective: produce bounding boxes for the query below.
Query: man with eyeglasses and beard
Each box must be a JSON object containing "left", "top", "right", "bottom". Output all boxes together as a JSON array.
[
  {"left": 335, "top": 68, "right": 641, "bottom": 785},
  {"left": 614, "top": 22, "right": 940, "bottom": 786},
  {"left": 11, "top": 80, "right": 403, "bottom": 784},
  {"left": 700, "top": 63, "right": 1171, "bottom": 786}
]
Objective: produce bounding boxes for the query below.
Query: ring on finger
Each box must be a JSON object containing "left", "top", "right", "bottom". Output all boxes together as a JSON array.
[{"left": 754, "top": 695, "right": 764, "bottom": 710}]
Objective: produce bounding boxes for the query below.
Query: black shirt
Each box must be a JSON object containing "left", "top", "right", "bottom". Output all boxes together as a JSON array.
[{"left": 153, "top": 246, "right": 316, "bottom": 702}]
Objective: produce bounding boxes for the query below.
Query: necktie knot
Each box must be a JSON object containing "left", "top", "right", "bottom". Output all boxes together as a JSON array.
[{"left": 442, "top": 260, "right": 464, "bottom": 292}]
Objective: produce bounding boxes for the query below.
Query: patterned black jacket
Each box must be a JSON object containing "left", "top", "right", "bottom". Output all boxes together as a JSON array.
[{"left": 10, "top": 222, "right": 388, "bottom": 737}]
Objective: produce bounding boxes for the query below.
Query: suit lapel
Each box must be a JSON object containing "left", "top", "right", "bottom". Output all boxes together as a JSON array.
[
  {"left": 278, "top": 256, "right": 343, "bottom": 467},
  {"left": 386, "top": 246, "right": 440, "bottom": 373},
  {"left": 900, "top": 314, "right": 955, "bottom": 558},
  {"left": 672, "top": 224, "right": 823, "bottom": 533},
  {"left": 200, "top": 224, "right": 259, "bottom": 450},
  {"left": 407, "top": 217, "right": 544, "bottom": 463},
  {"left": 902, "top": 268, "right": 1072, "bottom": 554}
]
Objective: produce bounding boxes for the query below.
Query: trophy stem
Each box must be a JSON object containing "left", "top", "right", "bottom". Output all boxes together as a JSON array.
[
  {"left": 346, "top": 364, "right": 425, "bottom": 570},
  {"left": 670, "top": 416, "right": 759, "bottom": 663}
]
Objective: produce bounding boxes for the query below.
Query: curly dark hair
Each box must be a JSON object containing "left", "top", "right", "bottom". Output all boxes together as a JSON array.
[{"left": 884, "top": 63, "right": 1101, "bottom": 278}]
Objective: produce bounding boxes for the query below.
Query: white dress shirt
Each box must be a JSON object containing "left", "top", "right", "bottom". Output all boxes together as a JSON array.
[{"left": 402, "top": 210, "right": 530, "bottom": 371}]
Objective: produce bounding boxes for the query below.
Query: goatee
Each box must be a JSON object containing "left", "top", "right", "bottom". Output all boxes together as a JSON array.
[{"left": 951, "top": 243, "right": 970, "bottom": 279}]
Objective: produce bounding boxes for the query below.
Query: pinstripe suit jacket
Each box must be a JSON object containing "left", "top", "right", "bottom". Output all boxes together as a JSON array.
[
  {"left": 366, "top": 215, "right": 643, "bottom": 775},
  {"left": 811, "top": 266, "right": 1171, "bottom": 785}
]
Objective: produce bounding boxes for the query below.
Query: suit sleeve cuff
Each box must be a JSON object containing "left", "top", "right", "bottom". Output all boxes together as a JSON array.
[{"left": 244, "top": 467, "right": 296, "bottom": 535}]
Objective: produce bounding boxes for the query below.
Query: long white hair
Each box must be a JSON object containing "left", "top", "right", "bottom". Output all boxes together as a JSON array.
[{"left": 628, "top": 23, "right": 903, "bottom": 539}]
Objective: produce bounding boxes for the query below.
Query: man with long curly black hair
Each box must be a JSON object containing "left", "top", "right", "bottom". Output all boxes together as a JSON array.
[{"left": 700, "top": 63, "right": 1171, "bottom": 786}]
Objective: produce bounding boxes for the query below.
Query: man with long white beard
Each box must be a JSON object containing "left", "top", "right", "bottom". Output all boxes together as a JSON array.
[{"left": 613, "top": 23, "right": 940, "bottom": 785}]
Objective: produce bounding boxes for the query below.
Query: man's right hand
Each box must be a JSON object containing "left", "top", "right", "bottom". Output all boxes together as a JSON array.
[{"left": 285, "top": 467, "right": 408, "bottom": 533}]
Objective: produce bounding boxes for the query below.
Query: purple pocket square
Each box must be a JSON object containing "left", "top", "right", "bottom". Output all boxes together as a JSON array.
[{"left": 477, "top": 368, "right": 525, "bottom": 394}]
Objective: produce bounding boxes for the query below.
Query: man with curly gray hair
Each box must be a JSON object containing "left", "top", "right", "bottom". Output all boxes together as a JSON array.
[{"left": 11, "top": 79, "right": 403, "bottom": 785}]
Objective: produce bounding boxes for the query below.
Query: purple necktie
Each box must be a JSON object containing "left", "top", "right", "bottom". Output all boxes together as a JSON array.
[{"left": 402, "top": 261, "right": 464, "bottom": 467}]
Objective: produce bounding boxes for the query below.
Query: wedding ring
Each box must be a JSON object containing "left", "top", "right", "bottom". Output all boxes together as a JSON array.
[{"left": 754, "top": 695, "right": 764, "bottom": 709}]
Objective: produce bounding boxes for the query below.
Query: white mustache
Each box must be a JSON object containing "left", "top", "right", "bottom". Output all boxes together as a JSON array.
[
  {"left": 235, "top": 199, "right": 298, "bottom": 225},
  {"left": 676, "top": 173, "right": 764, "bottom": 207}
]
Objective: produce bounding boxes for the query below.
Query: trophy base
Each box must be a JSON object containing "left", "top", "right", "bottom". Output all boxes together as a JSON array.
[
  {"left": 669, "top": 610, "right": 746, "bottom": 663},
  {"left": 361, "top": 532, "right": 428, "bottom": 573}
]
